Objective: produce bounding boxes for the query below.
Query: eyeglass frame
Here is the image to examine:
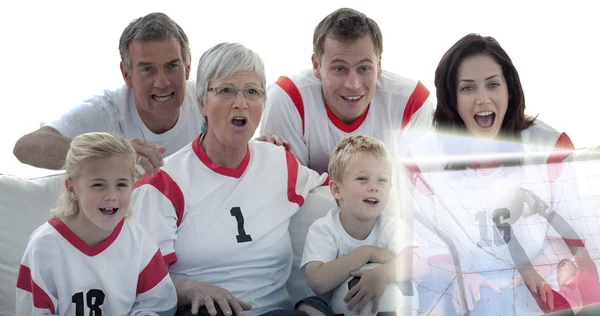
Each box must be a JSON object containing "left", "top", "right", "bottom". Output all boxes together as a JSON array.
[{"left": 206, "top": 85, "right": 266, "bottom": 100}]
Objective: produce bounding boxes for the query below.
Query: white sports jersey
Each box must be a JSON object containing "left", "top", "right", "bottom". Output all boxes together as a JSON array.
[
  {"left": 403, "top": 121, "right": 586, "bottom": 315},
  {"left": 132, "top": 135, "right": 329, "bottom": 316},
  {"left": 406, "top": 121, "right": 583, "bottom": 287},
  {"left": 260, "top": 69, "right": 434, "bottom": 174},
  {"left": 301, "top": 207, "right": 411, "bottom": 269},
  {"left": 46, "top": 81, "right": 203, "bottom": 157},
  {"left": 16, "top": 217, "right": 177, "bottom": 316}
]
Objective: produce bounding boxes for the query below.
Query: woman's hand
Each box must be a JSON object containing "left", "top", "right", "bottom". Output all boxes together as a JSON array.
[{"left": 182, "top": 281, "right": 252, "bottom": 316}]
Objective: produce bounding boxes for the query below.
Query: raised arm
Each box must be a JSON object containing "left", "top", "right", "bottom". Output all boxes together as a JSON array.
[
  {"left": 13, "top": 126, "right": 71, "bottom": 170},
  {"left": 13, "top": 99, "right": 112, "bottom": 170}
]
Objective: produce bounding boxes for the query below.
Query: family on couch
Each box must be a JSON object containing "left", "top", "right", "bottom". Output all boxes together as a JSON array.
[{"left": 12, "top": 7, "right": 593, "bottom": 316}]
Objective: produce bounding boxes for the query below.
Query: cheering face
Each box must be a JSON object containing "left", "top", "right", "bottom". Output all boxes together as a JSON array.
[
  {"left": 67, "top": 155, "right": 134, "bottom": 234},
  {"left": 121, "top": 37, "right": 191, "bottom": 128},
  {"left": 201, "top": 70, "right": 264, "bottom": 148},
  {"left": 456, "top": 54, "right": 508, "bottom": 139},
  {"left": 312, "top": 36, "right": 382, "bottom": 124},
  {"left": 331, "top": 153, "right": 391, "bottom": 222}
]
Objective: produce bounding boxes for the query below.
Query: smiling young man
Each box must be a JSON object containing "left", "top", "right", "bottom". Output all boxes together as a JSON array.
[{"left": 260, "top": 7, "right": 434, "bottom": 174}]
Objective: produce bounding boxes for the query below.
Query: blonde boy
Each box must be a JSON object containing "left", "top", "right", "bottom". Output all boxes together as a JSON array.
[{"left": 300, "top": 134, "right": 428, "bottom": 315}]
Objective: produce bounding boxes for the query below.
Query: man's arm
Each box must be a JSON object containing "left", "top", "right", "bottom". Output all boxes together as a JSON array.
[
  {"left": 13, "top": 96, "right": 114, "bottom": 170},
  {"left": 13, "top": 126, "right": 71, "bottom": 170}
]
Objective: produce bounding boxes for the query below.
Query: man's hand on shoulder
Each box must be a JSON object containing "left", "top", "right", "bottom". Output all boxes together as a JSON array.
[
  {"left": 255, "top": 133, "right": 291, "bottom": 151},
  {"left": 130, "top": 138, "right": 166, "bottom": 178}
]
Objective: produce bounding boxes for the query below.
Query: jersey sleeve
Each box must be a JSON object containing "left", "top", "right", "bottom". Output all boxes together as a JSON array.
[
  {"left": 128, "top": 228, "right": 177, "bottom": 316},
  {"left": 396, "top": 83, "right": 434, "bottom": 157},
  {"left": 44, "top": 94, "right": 115, "bottom": 139},
  {"left": 132, "top": 171, "right": 185, "bottom": 266},
  {"left": 16, "top": 241, "right": 59, "bottom": 315},
  {"left": 300, "top": 215, "right": 338, "bottom": 269},
  {"left": 261, "top": 81, "right": 310, "bottom": 166},
  {"left": 544, "top": 135, "right": 586, "bottom": 250},
  {"left": 285, "top": 150, "right": 329, "bottom": 208}
]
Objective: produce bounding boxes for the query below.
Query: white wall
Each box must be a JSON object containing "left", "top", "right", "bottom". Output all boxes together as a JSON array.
[{"left": 1, "top": 0, "right": 598, "bottom": 178}]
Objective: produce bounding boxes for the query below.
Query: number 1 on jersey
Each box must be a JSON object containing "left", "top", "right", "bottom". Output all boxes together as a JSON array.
[{"left": 230, "top": 207, "right": 253, "bottom": 243}]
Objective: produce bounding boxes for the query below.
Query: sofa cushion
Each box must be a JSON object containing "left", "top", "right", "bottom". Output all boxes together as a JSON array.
[{"left": 0, "top": 173, "right": 64, "bottom": 316}]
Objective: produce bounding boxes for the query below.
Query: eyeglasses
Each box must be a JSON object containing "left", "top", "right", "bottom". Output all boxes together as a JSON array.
[{"left": 207, "top": 85, "right": 265, "bottom": 101}]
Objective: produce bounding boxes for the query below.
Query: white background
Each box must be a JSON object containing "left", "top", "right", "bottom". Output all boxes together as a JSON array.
[{"left": 1, "top": 0, "right": 598, "bottom": 178}]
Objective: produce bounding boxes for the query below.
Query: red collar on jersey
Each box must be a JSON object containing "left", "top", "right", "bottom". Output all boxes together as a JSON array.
[
  {"left": 324, "top": 100, "right": 371, "bottom": 133},
  {"left": 192, "top": 134, "right": 251, "bottom": 178},
  {"left": 48, "top": 216, "right": 125, "bottom": 257}
]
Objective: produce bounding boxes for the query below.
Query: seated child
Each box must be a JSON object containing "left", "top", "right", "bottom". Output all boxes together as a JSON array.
[
  {"left": 300, "top": 134, "right": 428, "bottom": 315},
  {"left": 16, "top": 132, "right": 177, "bottom": 315}
]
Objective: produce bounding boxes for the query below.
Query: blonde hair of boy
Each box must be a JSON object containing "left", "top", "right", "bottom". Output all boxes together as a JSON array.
[
  {"left": 53, "top": 132, "right": 137, "bottom": 218},
  {"left": 328, "top": 134, "right": 391, "bottom": 184}
]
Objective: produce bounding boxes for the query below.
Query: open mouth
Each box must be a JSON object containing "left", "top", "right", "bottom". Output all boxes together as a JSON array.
[
  {"left": 341, "top": 95, "right": 363, "bottom": 102},
  {"left": 363, "top": 198, "right": 379, "bottom": 205},
  {"left": 231, "top": 116, "right": 247, "bottom": 127},
  {"left": 99, "top": 207, "right": 118, "bottom": 216},
  {"left": 151, "top": 92, "right": 174, "bottom": 102},
  {"left": 474, "top": 111, "right": 495, "bottom": 129}
]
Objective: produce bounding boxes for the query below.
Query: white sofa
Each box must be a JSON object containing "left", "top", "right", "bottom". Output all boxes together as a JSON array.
[
  {"left": 0, "top": 173, "right": 64, "bottom": 316},
  {"left": 0, "top": 172, "right": 337, "bottom": 316}
]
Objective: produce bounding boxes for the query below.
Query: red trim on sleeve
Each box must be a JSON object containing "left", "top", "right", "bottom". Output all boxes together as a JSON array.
[
  {"left": 547, "top": 236, "right": 586, "bottom": 248},
  {"left": 137, "top": 249, "right": 169, "bottom": 295},
  {"left": 401, "top": 81, "right": 430, "bottom": 129},
  {"left": 285, "top": 149, "right": 305, "bottom": 207},
  {"left": 16, "top": 265, "right": 56, "bottom": 314},
  {"left": 546, "top": 132, "right": 575, "bottom": 196},
  {"left": 547, "top": 132, "right": 575, "bottom": 165},
  {"left": 49, "top": 217, "right": 124, "bottom": 256},
  {"left": 162, "top": 252, "right": 178, "bottom": 266},
  {"left": 275, "top": 76, "right": 305, "bottom": 134},
  {"left": 135, "top": 170, "right": 186, "bottom": 227}
]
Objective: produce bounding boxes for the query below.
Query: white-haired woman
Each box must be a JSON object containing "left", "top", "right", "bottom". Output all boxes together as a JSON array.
[{"left": 132, "top": 42, "right": 331, "bottom": 316}]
